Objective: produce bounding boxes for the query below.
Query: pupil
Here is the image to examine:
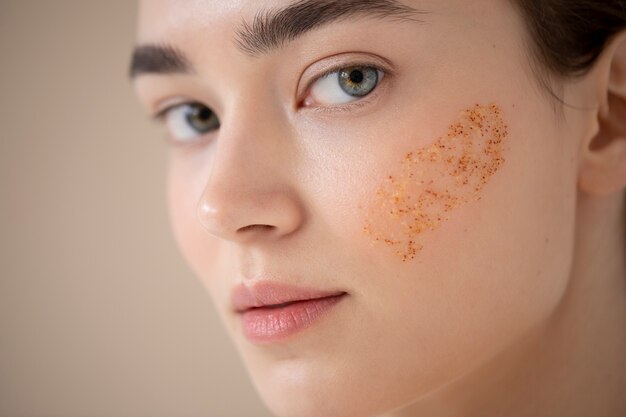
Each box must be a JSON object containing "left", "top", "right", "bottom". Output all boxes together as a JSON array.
[
  {"left": 196, "top": 106, "right": 211, "bottom": 121},
  {"left": 349, "top": 70, "right": 364, "bottom": 84}
]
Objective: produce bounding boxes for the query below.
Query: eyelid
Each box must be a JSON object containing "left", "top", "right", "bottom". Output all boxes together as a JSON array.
[
  {"left": 151, "top": 99, "right": 191, "bottom": 121},
  {"left": 298, "top": 53, "right": 395, "bottom": 104}
]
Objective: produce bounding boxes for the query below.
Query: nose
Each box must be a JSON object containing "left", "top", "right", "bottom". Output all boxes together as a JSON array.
[
  {"left": 196, "top": 117, "right": 305, "bottom": 244},
  {"left": 197, "top": 188, "right": 305, "bottom": 243}
]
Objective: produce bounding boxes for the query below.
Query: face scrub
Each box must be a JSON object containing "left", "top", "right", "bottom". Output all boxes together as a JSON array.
[{"left": 363, "top": 103, "right": 509, "bottom": 261}]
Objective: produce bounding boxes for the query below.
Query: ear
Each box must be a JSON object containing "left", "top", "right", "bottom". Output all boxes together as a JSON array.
[{"left": 578, "top": 31, "right": 626, "bottom": 196}]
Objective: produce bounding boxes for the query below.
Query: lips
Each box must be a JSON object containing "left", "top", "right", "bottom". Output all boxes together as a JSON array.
[
  {"left": 231, "top": 280, "right": 347, "bottom": 313},
  {"left": 231, "top": 280, "right": 348, "bottom": 343}
]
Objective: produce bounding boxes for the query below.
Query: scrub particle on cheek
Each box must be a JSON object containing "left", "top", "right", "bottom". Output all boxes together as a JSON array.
[{"left": 362, "top": 103, "right": 509, "bottom": 262}]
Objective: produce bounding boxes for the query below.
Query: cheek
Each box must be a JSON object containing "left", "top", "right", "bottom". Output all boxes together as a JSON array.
[{"left": 362, "top": 103, "right": 509, "bottom": 262}]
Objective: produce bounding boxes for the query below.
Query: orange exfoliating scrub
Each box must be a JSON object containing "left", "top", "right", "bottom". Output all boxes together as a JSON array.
[{"left": 363, "top": 103, "right": 509, "bottom": 261}]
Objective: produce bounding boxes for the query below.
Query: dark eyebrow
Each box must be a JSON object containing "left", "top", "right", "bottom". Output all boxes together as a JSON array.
[
  {"left": 128, "top": 44, "right": 193, "bottom": 79},
  {"left": 235, "top": 0, "right": 424, "bottom": 56}
]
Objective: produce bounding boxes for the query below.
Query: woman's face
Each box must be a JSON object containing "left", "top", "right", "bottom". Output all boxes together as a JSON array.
[{"left": 133, "top": 1, "right": 586, "bottom": 416}]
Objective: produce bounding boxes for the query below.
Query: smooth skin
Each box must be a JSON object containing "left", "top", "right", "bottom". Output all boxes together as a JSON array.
[{"left": 132, "top": 1, "right": 626, "bottom": 416}]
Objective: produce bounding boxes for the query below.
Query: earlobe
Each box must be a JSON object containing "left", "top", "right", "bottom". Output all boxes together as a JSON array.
[{"left": 578, "top": 31, "right": 626, "bottom": 196}]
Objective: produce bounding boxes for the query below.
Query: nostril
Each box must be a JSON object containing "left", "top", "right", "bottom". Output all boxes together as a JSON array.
[{"left": 237, "top": 224, "right": 275, "bottom": 233}]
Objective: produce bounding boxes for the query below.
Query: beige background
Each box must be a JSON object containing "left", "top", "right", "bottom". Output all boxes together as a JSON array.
[{"left": 0, "top": 2, "right": 273, "bottom": 416}]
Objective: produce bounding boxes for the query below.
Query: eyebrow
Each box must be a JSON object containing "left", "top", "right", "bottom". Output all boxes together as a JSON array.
[
  {"left": 128, "top": 44, "right": 192, "bottom": 79},
  {"left": 236, "top": 0, "right": 424, "bottom": 56}
]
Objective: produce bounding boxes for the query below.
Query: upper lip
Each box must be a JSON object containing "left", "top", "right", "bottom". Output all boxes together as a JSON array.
[{"left": 231, "top": 280, "right": 347, "bottom": 313}]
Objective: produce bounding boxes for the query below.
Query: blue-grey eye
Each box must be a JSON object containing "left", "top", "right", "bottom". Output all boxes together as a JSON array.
[
  {"left": 162, "top": 102, "right": 220, "bottom": 142},
  {"left": 307, "top": 65, "right": 384, "bottom": 106},
  {"left": 338, "top": 67, "right": 379, "bottom": 97}
]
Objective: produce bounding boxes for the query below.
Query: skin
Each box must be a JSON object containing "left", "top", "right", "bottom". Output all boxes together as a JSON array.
[{"left": 132, "top": 1, "right": 626, "bottom": 416}]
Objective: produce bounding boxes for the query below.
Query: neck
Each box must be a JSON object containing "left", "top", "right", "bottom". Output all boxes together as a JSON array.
[{"left": 387, "top": 192, "right": 626, "bottom": 417}]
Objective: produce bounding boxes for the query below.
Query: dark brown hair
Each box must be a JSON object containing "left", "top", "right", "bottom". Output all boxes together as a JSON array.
[{"left": 513, "top": 0, "right": 626, "bottom": 79}]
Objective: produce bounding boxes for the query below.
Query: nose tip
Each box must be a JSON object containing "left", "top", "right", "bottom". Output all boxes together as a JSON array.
[
  {"left": 198, "top": 201, "right": 219, "bottom": 222},
  {"left": 196, "top": 190, "right": 304, "bottom": 243}
]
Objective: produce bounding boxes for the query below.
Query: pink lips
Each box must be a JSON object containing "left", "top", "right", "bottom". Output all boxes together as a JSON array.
[{"left": 231, "top": 281, "right": 348, "bottom": 344}]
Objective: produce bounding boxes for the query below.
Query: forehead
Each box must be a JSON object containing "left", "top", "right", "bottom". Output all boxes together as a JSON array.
[
  {"left": 136, "top": 0, "right": 240, "bottom": 42},
  {"left": 136, "top": 0, "right": 425, "bottom": 41},
  {"left": 136, "top": 0, "right": 510, "bottom": 41}
]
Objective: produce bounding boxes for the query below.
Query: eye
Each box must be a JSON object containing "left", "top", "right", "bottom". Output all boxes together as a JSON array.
[
  {"left": 157, "top": 102, "right": 220, "bottom": 142},
  {"left": 305, "top": 66, "right": 383, "bottom": 107}
]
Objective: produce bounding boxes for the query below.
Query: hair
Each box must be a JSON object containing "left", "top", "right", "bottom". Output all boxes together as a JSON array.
[{"left": 513, "top": 0, "right": 626, "bottom": 79}]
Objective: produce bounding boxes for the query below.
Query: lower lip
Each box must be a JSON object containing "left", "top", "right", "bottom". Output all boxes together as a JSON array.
[{"left": 239, "top": 294, "right": 347, "bottom": 344}]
